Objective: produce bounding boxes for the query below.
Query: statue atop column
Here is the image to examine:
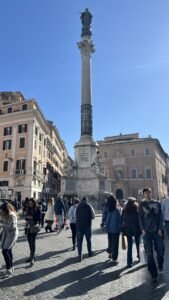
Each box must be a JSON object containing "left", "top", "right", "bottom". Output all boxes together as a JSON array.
[{"left": 80, "top": 8, "right": 92, "bottom": 37}]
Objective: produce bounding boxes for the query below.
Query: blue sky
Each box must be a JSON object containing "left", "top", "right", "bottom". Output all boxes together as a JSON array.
[{"left": 0, "top": 0, "right": 169, "bottom": 158}]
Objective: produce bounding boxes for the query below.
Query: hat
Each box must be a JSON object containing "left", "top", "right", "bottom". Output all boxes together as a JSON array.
[
  {"left": 143, "top": 188, "right": 151, "bottom": 194},
  {"left": 128, "top": 197, "right": 136, "bottom": 202}
]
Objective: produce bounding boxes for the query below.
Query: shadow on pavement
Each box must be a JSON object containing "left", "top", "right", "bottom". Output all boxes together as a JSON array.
[{"left": 109, "top": 279, "right": 168, "bottom": 300}]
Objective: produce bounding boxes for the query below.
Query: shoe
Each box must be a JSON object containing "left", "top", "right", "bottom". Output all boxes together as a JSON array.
[
  {"left": 25, "top": 258, "right": 31, "bottom": 263},
  {"left": 158, "top": 266, "right": 163, "bottom": 272},
  {"left": 88, "top": 251, "right": 94, "bottom": 257},
  {"left": 151, "top": 276, "right": 158, "bottom": 284},
  {"left": 112, "top": 259, "right": 119, "bottom": 263},
  {"left": 136, "top": 255, "right": 140, "bottom": 262},
  {"left": 30, "top": 259, "right": 35, "bottom": 266},
  {"left": 72, "top": 245, "right": 76, "bottom": 251},
  {"left": 127, "top": 264, "right": 132, "bottom": 268},
  {"left": 1, "top": 269, "right": 13, "bottom": 278},
  {"left": 78, "top": 255, "right": 82, "bottom": 262},
  {"left": 108, "top": 254, "right": 112, "bottom": 259}
]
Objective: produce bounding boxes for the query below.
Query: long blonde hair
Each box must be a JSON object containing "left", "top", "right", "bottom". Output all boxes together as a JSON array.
[{"left": 0, "top": 202, "right": 17, "bottom": 223}]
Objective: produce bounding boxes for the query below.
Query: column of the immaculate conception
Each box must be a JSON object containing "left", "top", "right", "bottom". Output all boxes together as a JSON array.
[
  {"left": 74, "top": 8, "right": 97, "bottom": 169},
  {"left": 61, "top": 9, "right": 111, "bottom": 208}
]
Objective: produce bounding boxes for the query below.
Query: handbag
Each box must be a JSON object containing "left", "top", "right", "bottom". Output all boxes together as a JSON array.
[
  {"left": 121, "top": 233, "right": 127, "bottom": 250},
  {"left": 30, "top": 224, "right": 41, "bottom": 234}
]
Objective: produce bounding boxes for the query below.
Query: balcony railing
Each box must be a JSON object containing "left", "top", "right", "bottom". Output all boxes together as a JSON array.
[{"left": 14, "top": 169, "right": 26, "bottom": 175}]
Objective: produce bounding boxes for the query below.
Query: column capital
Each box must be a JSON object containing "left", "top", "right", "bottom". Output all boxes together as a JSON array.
[{"left": 77, "top": 39, "right": 95, "bottom": 56}]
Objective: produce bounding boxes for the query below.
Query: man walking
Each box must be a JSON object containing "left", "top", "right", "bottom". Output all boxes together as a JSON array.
[
  {"left": 161, "top": 195, "right": 169, "bottom": 239},
  {"left": 139, "top": 188, "right": 164, "bottom": 284},
  {"left": 76, "top": 197, "right": 95, "bottom": 262}
]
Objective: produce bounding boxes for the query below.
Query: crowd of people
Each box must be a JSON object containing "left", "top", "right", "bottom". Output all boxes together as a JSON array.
[{"left": 0, "top": 188, "right": 169, "bottom": 285}]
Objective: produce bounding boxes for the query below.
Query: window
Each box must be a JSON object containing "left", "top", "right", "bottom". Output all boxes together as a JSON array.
[
  {"left": 35, "top": 126, "right": 38, "bottom": 136},
  {"left": 0, "top": 181, "right": 8, "bottom": 187},
  {"left": 145, "top": 148, "right": 150, "bottom": 156},
  {"left": 131, "top": 149, "right": 136, "bottom": 156},
  {"left": 18, "top": 124, "right": 27, "bottom": 133},
  {"left": 103, "top": 152, "right": 108, "bottom": 159},
  {"left": 8, "top": 107, "right": 12, "bottom": 113},
  {"left": 34, "top": 140, "right": 37, "bottom": 150},
  {"left": 131, "top": 169, "right": 137, "bottom": 179},
  {"left": 145, "top": 168, "right": 152, "bottom": 179},
  {"left": 3, "top": 161, "right": 8, "bottom": 172},
  {"left": 39, "top": 133, "right": 42, "bottom": 141},
  {"left": 4, "top": 127, "right": 12, "bottom": 136},
  {"left": 39, "top": 145, "right": 41, "bottom": 154},
  {"left": 115, "top": 170, "right": 123, "bottom": 180},
  {"left": 3, "top": 140, "right": 11, "bottom": 150},
  {"left": 19, "top": 138, "right": 25, "bottom": 148},
  {"left": 16, "top": 159, "right": 26, "bottom": 174},
  {"left": 22, "top": 104, "right": 27, "bottom": 111}
]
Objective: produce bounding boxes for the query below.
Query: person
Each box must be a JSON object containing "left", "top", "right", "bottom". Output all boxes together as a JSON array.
[
  {"left": 68, "top": 198, "right": 80, "bottom": 250},
  {"left": 39, "top": 199, "right": 47, "bottom": 228},
  {"left": 100, "top": 198, "right": 108, "bottom": 229},
  {"left": 0, "top": 202, "right": 18, "bottom": 277},
  {"left": 161, "top": 196, "right": 169, "bottom": 239},
  {"left": 24, "top": 198, "right": 41, "bottom": 265},
  {"left": 103, "top": 195, "right": 121, "bottom": 262},
  {"left": 139, "top": 188, "right": 164, "bottom": 284},
  {"left": 121, "top": 197, "right": 141, "bottom": 268},
  {"left": 44, "top": 198, "right": 55, "bottom": 233},
  {"left": 76, "top": 197, "right": 95, "bottom": 262},
  {"left": 54, "top": 196, "right": 66, "bottom": 233}
]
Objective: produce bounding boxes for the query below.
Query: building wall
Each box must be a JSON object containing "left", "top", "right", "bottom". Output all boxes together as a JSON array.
[
  {"left": 98, "top": 134, "right": 168, "bottom": 200},
  {"left": 0, "top": 92, "right": 68, "bottom": 202}
]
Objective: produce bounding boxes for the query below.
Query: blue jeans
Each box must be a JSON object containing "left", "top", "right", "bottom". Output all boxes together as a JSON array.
[
  {"left": 127, "top": 235, "right": 140, "bottom": 266},
  {"left": 164, "top": 222, "right": 169, "bottom": 239},
  {"left": 77, "top": 228, "right": 92, "bottom": 256},
  {"left": 143, "top": 231, "right": 164, "bottom": 278}
]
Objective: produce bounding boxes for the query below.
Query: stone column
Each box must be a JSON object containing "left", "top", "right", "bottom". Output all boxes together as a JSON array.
[{"left": 78, "top": 37, "right": 95, "bottom": 138}]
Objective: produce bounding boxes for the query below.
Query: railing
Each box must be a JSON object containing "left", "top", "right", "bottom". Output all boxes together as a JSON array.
[{"left": 14, "top": 169, "right": 26, "bottom": 175}]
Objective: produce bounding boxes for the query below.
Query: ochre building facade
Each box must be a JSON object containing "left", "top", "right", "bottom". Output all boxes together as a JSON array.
[
  {"left": 0, "top": 92, "right": 68, "bottom": 203},
  {"left": 98, "top": 133, "right": 169, "bottom": 200}
]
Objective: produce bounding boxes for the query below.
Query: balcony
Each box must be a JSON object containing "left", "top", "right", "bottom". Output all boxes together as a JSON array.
[
  {"left": 33, "top": 170, "right": 48, "bottom": 182},
  {"left": 14, "top": 169, "right": 26, "bottom": 177}
]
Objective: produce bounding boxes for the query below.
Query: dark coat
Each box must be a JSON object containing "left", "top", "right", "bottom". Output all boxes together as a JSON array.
[
  {"left": 76, "top": 202, "right": 95, "bottom": 230},
  {"left": 122, "top": 209, "right": 141, "bottom": 237},
  {"left": 54, "top": 198, "right": 66, "bottom": 215}
]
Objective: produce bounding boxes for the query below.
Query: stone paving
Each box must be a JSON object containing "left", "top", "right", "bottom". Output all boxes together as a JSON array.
[{"left": 0, "top": 216, "right": 169, "bottom": 300}]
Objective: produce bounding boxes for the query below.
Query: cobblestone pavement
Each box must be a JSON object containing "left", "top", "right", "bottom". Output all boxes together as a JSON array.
[{"left": 0, "top": 216, "right": 169, "bottom": 300}]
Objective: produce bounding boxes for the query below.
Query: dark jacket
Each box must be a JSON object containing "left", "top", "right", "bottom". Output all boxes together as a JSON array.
[
  {"left": 76, "top": 202, "right": 95, "bottom": 230},
  {"left": 54, "top": 198, "right": 66, "bottom": 215},
  {"left": 24, "top": 207, "right": 41, "bottom": 226},
  {"left": 105, "top": 209, "right": 121, "bottom": 233},
  {"left": 122, "top": 209, "right": 141, "bottom": 236},
  {"left": 139, "top": 199, "right": 163, "bottom": 232}
]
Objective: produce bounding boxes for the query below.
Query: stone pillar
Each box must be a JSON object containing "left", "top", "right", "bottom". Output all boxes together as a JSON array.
[{"left": 78, "top": 36, "right": 95, "bottom": 138}]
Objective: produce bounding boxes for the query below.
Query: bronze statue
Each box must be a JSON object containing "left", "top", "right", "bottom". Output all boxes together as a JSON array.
[{"left": 80, "top": 8, "right": 92, "bottom": 37}]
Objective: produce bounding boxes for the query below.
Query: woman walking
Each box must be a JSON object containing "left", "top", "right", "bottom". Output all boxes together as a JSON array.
[
  {"left": 104, "top": 195, "right": 121, "bottom": 262},
  {"left": 24, "top": 198, "right": 41, "bottom": 265},
  {"left": 44, "top": 198, "right": 55, "bottom": 233},
  {"left": 0, "top": 202, "right": 18, "bottom": 277},
  {"left": 68, "top": 198, "right": 79, "bottom": 250},
  {"left": 121, "top": 197, "right": 141, "bottom": 268}
]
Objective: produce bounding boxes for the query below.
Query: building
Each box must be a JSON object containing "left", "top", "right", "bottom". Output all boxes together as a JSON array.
[
  {"left": 97, "top": 133, "right": 169, "bottom": 200},
  {"left": 0, "top": 92, "right": 68, "bottom": 203}
]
